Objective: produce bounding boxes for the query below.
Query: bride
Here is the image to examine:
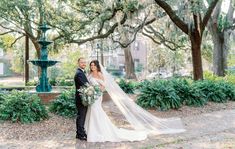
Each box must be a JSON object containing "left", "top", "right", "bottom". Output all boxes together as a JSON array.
[{"left": 85, "top": 60, "right": 185, "bottom": 142}]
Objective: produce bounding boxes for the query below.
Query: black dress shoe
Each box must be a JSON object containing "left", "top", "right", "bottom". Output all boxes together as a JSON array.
[{"left": 76, "top": 135, "right": 87, "bottom": 141}]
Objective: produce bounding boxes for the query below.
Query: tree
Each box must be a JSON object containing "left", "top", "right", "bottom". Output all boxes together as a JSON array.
[
  {"left": 0, "top": 34, "right": 24, "bottom": 75},
  {"left": 0, "top": 0, "right": 46, "bottom": 81},
  {"left": 154, "top": 0, "right": 219, "bottom": 80},
  {"left": 208, "top": 0, "right": 234, "bottom": 76},
  {"left": 46, "top": 0, "right": 154, "bottom": 79},
  {"left": 0, "top": 0, "right": 44, "bottom": 57},
  {"left": 0, "top": 0, "right": 72, "bottom": 81}
]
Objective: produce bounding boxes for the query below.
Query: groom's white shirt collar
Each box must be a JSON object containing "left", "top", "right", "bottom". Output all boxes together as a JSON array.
[{"left": 79, "top": 67, "right": 85, "bottom": 73}]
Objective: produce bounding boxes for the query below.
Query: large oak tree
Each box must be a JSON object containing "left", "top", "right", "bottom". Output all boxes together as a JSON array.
[
  {"left": 208, "top": 0, "right": 234, "bottom": 76},
  {"left": 154, "top": 0, "right": 219, "bottom": 80}
]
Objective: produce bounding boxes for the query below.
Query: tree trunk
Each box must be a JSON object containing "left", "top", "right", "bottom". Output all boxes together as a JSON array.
[
  {"left": 124, "top": 47, "right": 137, "bottom": 79},
  {"left": 25, "top": 35, "right": 29, "bottom": 85},
  {"left": 100, "top": 42, "right": 104, "bottom": 66},
  {"left": 208, "top": 1, "right": 225, "bottom": 76},
  {"left": 208, "top": 0, "right": 233, "bottom": 76},
  {"left": 212, "top": 31, "right": 225, "bottom": 76},
  {"left": 190, "top": 31, "right": 203, "bottom": 80},
  {"left": 119, "top": 26, "right": 137, "bottom": 80},
  {"left": 31, "top": 39, "right": 41, "bottom": 58},
  {"left": 31, "top": 38, "right": 41, "bottom": 77},
  {"left": 223, "top": 31, "right": 230, "bottom": 71}
]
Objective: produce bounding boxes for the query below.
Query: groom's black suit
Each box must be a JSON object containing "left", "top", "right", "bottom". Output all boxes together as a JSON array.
[{"left": 74, "top": 68, "right": 89, "bottom": 138}]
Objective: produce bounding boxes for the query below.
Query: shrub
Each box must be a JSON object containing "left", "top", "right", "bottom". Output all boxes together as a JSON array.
[
  {"left": 26, "top": 80, "right": 37, "bottom": 86},
  {"left": 0, "top": 92, "right": 6, "bottom": 105},
  {"left": 0, "top": 91, "right": 48, "bottom": 123},
  {"left": 169, "top": 78, "right": 207, "bottom": 106},
  {"left": 225, "top": 74, "right": 235, "bottom": 84},
  {"left": 137, "top": 78, "right": 235, "bottom": 110},
  {"left": 204, "top": 71, "right": 224, "bottom": 82},
  {"left": 27, "top": 77, "right": 74, "bottom": 86},
  {"left": 118, "top": 79, "right": 135, "bottom": 94},
  {"left": 56, "top": 77, "right": 74, "bottom": 86},
  {"left": 193, "top": 80, "right": 230, "bottom": 103},
  {"left": 49, "top": 78, "right": 57, "bottom": 86},
  {"left": 204, "top": 70, "right": 235, "bottom": 84},
  {"left": 184, "top": 85, "right": 207, "bottom": 107},
  {"left": 49, "top": 89, "right": 77, "bottom": 118},
  {"left": 169, "top": 78, "right": 191, "bottom": 102},
  {"left": 134, "top": 80, "right": 150, "bottom": 90},
  {"left": 217, "top": 81, "right": 235, "bottom": 101},
  {"left": 137, "top": 80, "right": 181, "bottom": 111}
]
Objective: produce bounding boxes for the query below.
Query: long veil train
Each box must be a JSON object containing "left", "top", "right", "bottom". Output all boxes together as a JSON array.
[{"left": 100, "top": 65, "right": 186, "bottom": 135}]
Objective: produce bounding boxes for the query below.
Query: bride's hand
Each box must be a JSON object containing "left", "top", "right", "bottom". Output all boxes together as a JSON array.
[{"left": 100, "top": 85, "right": 105, "bottom": 92}]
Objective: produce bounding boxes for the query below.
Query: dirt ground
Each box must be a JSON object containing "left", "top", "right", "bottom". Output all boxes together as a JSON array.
[{"left": 0, "top": 98, "right": 235, "bottom": 149}]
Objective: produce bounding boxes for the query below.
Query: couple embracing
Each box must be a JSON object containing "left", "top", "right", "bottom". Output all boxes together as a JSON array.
[{"left": 74, "top": 57, "right": 185, "bottom": 142}]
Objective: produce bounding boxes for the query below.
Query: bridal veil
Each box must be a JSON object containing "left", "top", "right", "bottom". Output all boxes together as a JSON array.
[{"left": 100, "top": 65, "right": 186, "bottom": 135}]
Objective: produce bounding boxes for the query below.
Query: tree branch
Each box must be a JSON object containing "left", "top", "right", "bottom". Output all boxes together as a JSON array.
[
  {"left": 111, "top": 13, "right": 150, "bottom": 48},
  {"left": 123, "top": 17, "right": 156, "bottom": 30},
  {"left": 0, "top": 24, "right": 25, "bottom": 35},
  {"left": 143, "top": 25, "right": 184, "bottom": 51},
  {"left": 0, "top": 30, "right": 14, "bottom": 35},
  {"left": 112, "top": 29, "right": 138, "bottom": 48},
  {"left": 98, "top": 8, "right": 121, "bottom": 35},
  {"left": 201, "top": 0, "right": 219, "bottom": 31},
  {"left": 10, "top": 35, "right": 24, "bottom": 47},
  {"left": 142, "top": 31, "right": 161, "bottom": 44},
  {"left": 154, "top": 0, "right": 188, "bottom": 34},
  {"left": 224, "top": 25, "right": 235, "bottom": 31},
  {"left": 70, "top": 13, "right": 127, "bottom": 45}
]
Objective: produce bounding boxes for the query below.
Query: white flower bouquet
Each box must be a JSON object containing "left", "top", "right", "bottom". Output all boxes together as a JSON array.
[{"left": 78, "top": 83, "right": 102, "bottom": 106}]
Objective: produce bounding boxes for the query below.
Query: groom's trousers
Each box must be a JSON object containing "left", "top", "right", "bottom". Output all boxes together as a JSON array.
[{"left": 75, "top": 96, "right": 88, "bottom": 137}]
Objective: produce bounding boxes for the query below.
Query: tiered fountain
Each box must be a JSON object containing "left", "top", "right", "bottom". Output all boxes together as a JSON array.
[{"left": 28, "top": 23, "right": 59, "bottom": 92}]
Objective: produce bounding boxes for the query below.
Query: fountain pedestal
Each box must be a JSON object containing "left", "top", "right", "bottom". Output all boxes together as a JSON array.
[{"left": 28, "top": 23, "right": 59, "bottom": 92}]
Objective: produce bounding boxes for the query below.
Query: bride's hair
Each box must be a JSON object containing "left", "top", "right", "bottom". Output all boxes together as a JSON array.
[{"left": 90, "top": 60, "right": 101, "bottom": 72}]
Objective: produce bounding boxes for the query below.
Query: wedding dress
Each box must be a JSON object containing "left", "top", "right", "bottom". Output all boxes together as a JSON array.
[
  {"left": 85, "top": 65, "right": 185, "bottom": 142},
  {"left": 85, "top": 76, "right": 147, "bottom": 142}
]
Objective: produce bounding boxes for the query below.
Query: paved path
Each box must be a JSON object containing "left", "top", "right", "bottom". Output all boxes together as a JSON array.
[
  {"left": 0, "top": 76, "right": 24, "bottom": 86},
  {"left": 0, "top": 109, "right": 234, "bottom": 149}
]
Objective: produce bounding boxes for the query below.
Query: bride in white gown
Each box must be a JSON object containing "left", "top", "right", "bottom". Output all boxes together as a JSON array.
[{"left": 85, "top": 60, "right": 185, "bottom": 142}]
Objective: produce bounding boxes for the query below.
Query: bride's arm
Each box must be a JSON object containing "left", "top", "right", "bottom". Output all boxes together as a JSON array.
[
  {"left": 98, "top": 72, "right": 104, "bottom": 81},
  {"left": 98, "top": 72, "right": 105, "bottom": 91}
]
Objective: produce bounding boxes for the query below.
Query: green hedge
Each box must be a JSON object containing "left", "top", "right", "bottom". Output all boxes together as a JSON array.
[
  {"left": 49, "top": 89, "right": 77, "bottom": 118},
  {"left": 137, "top": 80, "right": 181, "bottom": 110},
  {"left": 0, "top": 92, "right": 5, "bottom": 105},
  {"left": 26, "top": 77, "right": 74, "bottom": 86},
  {"left": 118, "top": 79, "right": 135, "bottom": 94},
  {"left": 170, "top": 79, "right": 207, "bottom": 107},
  {"left": 0, "top": 90, "right": 48, "bottom": 123},
  {"left": 137, "top": 78, "right": 235, "bottom": 111},
  {"left": 204, "top": 70, "right": 235, "bottom": 84}
]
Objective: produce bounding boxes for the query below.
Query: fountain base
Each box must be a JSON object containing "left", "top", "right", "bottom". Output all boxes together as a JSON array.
[
  {"left": 37, "top": 92, "right": 60, "bottom": 103},
  {"left": 29, "top": 89, "right": 61, "bottom": 104}
]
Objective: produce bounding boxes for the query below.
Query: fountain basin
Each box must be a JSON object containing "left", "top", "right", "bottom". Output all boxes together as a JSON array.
[
  {"left": 38, "top": 40, "right": 53, "bottom": 46},
  {"left": 28, "top": 60, "right": 59, "bottom": 67},
  {"left": 39, "top": 24, "right": 51, "bottom": 32}
]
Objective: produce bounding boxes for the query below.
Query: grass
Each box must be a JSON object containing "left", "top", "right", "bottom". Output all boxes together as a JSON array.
[
  {"left": 155, "top": 139, "right": 185, "bottom": 148},
  {"left": 140, "top": 146, "right": 154, "bottom": 149}
]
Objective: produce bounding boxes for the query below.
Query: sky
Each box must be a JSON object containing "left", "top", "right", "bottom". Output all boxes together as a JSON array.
[
  {"left": 203, "top": 0, "right": 230, "bottom": 13},
  {"left": 221, "top": 0, "right": 231, "bottom": 13}
]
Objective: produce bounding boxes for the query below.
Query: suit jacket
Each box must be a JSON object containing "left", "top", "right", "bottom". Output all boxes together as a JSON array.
[{"left": 74, "top": 68, "right": 89, "bottom": 100}]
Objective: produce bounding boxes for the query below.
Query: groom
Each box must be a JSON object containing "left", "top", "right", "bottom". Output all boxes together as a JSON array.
[{"left": 74, "top": 57, "right": 89, "bottom": 141}]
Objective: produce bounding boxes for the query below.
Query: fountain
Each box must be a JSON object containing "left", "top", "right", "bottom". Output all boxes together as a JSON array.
[{"left": 28, "top": 23, "right": 59, "bottom": 92}]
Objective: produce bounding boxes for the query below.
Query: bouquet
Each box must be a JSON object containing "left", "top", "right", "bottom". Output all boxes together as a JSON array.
[{"left": 78, "top": 83, "right": 102, "bottom": 106}]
